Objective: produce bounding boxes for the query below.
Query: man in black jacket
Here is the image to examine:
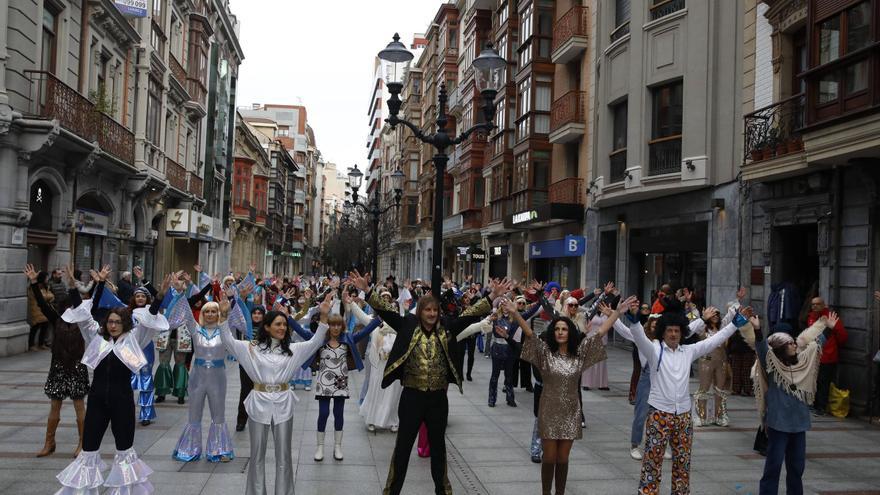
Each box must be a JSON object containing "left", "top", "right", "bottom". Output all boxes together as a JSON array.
[{"left": 350, "top": 271, "right": 510, "bottom": 495}]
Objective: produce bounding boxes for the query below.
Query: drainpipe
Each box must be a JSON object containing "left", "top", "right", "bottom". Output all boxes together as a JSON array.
[{"left": 78, "top": 0, "right": 89, "bottom": 93}]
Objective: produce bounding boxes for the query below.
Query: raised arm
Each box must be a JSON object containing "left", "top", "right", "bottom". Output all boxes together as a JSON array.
[
  {"left": 456, "top": 315, "right": 493, "bottom": 342},
  {"left": 690, "top": 308, "right": 752, "bottom": 360},
  {"left": 344, "top": 295, "right": 373, "bottom": 327},
  {"left": 350, "top": 270, "right": 407, "bottom": 332},
  {"left": 504, "top": 299, "right": 534, "bottom": 340},
  {"left": 61, "top": 298, "right": 100, "bottom": 344},
  {"left": 351, "top": 316, "right": 382, "bottom": 343},
  {"left": 26, "top": 264, "right": 59, "bottom": 323},
  {"left": 219, "top": 320, "right": 251, "bottom": 363}
]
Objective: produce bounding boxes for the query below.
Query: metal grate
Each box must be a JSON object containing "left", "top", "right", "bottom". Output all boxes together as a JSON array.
[{"left": 446, "top": 440, "right": 489, "bottom": 494}]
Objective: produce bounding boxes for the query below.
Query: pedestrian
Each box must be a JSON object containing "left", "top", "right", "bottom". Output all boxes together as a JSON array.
[
  {"left": 627, "top": 298, "right": 753, "bottom": 495},
  {"left": 53, "top": 265, "right": 168, "bottom": 495},
  {"left": 27, "top": 269, "right": 54, "bottom": 351},
  {"left": 805, "top": 297, "right": 847, "bottom": 415},
  {"left": 293, "top": 291, "right": 381, "bottom": 462},
  {"left": 755, "top": 312, "right": 838, "bottom": 494},
  {"left": 117, "top": 271, "right": 134, "bottom": 304},
  {"left": 167, "top": 276, "right": 243, "bottom": 463},
  {"left": 127, "top": 284, "right": 160, "bottom": 426},
  {"left": 228, "top": 282, "right": 263, "bottom": 432},
  {"left": 25, "top": 264, "right": 89, "bottom": 458},
  {"left": 349, "top": 270, "right": 506, "bottom": 495},
  {"left": 693, "top": 306, "right": 734, "bottom": 427},
  {"left": 219, "top": 292, "right": 331, "bottom": 495},
  {"left": 507, "top": 297, "right": 615, "bottom": 495}
]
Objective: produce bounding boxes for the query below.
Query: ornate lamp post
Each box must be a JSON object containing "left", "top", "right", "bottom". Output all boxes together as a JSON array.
[
  {"left": 378, "top": 33, "right": 505, "bottom": 296},
  {"left": 346, "top": 164, "right": 405, "bottom": 279}
]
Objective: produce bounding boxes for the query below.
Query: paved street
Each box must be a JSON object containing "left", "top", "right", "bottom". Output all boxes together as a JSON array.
[{"left": 1, "top": 344, "right": 878, "bottom": 495}]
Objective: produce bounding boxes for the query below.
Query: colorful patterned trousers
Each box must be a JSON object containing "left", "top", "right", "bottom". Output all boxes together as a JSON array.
[{"left": 639, "top": 409, "right": 693, "bottom": 495}]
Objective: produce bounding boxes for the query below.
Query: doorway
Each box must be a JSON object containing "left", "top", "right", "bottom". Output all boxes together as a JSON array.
[{"left": 772, "top": 224, "right": 819, "bottom": 329}]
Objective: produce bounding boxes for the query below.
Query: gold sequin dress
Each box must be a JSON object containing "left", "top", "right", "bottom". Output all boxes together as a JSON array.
[{"left": 521, "top": 333, "right": 607, "bottom": 440}]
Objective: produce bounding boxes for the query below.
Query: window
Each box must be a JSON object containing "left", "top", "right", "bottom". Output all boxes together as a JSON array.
[
  {"left": 29, "top": 180, "right": 54, "bottom": 232},
  {"left": 41, "top": 5, "right": 59, "bottom": 74},
  {"left": 612, "top": 101, "right": 628, "bottom": 152},
  {"left": 651, "top": 81, "right": 683, "bottom": 139},
  {"left": 615, "top": 0, "right": 631, "bottom": 28},
  {"left": 809, "top": 0, "right": 876, "bottom": 121},
  {"left": 649, "top": 81, "right": 682, "bottom": 175},
  {"left": 533, "top": 152, "right": 549, "bottom": 189},
  {"left": 146, "top": 77, "right": 162, "bottom": 145}
]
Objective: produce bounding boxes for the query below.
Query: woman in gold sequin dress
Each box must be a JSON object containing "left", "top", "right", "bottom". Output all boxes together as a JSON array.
[{"left": 507, "top": 297, "right": 629, "bottom": 495}]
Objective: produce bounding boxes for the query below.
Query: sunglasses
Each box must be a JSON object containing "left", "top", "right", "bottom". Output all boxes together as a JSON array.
[{"left": 567, "top": 303, "right": 578, "bottom": 307}]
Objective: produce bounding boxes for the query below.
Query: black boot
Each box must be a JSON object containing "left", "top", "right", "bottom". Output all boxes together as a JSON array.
[
  {"left": 506, "top": 386, "right": 517, "bottom": 407},
  {"left": 488, "top": 382, "right": 497, "bottom": 407}
]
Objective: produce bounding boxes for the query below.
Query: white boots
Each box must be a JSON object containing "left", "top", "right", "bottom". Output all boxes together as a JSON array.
[
  {"left": 314, "top": 431, "right": 343, "bottom": 461},
  {"left": 333, "top": 431, "right": 344, "bottom": 461},
  {"left": 314, "top": 432, "right": 324, "bottom": 462}
]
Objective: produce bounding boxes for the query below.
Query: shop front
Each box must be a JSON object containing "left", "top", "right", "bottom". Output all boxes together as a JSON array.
[
  {"left": 165, "top": 209, "right": 214, "bottom": 273},
  {"left": 528, "top": 235, "right": 586, "bottom": 288},
  {"left": 488, "top": 245, "right": 508, "bottom": 279},
  {"left": 74, "top": 208, "right": 110, "bottom": 270}
]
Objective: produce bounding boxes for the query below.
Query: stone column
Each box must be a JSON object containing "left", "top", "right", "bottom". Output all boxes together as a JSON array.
[{"left": 0, "top": 131, "right": 31, "bottom": 356}]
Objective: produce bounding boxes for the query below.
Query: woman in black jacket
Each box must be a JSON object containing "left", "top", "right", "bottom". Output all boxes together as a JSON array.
[{"left": 25, "top": 264, "right": 89, "bottom": 458}]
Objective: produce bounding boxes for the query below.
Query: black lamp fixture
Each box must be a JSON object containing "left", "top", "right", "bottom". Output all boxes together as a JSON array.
[
  {"left": 346, "top": 163, "right": 405, "bottom": 279},
  {"left": 378, "top": 33, "right": 505, "bottom": 296}
]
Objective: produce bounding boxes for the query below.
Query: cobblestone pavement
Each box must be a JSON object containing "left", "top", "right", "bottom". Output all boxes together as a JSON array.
[{"left": 1, "top": 344, "right": 878, "bottom": 494}]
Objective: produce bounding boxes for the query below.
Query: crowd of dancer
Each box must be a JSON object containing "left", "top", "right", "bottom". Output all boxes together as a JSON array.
[{"left": 22, "top": 262, "right": 856, "bottom": 495}]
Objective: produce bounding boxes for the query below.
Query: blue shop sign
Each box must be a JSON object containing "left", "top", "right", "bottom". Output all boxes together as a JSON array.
[{"left": 528, "top": 235, "right": 586, "bottom": 259}]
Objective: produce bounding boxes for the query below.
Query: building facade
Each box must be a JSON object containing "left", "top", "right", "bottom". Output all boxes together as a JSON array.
[
  {"left": 230, "top": 113, "right": 271, "bottom": 274},
  {"left": 0, "top": 0, "right": 241, "bottom": 356},
  {"left": 741, "top": 0, "right": 880, "bottom": 414}
]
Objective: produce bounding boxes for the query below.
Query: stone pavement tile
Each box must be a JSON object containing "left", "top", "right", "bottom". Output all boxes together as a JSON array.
[
  {"left": 294, "top": 463, "right": 379, "bottom": 481},
  {"left": 149, "top": 471, "right": 211, "bottom": 493},
  {"left": 446, "top": 432, "right": 523, "bottom": 449},
  {"left": 484, "top": 480, "right": 544, "bottom": 495},
  {"left": 199, "top": 472, "right": 249, "bottom": 495}
]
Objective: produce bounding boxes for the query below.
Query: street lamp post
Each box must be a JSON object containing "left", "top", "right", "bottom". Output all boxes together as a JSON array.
[
  {"left": 378, "top": 33, "right": 505, "bottom": 297},
  {"left": 346, "top": 164, "right": 405, "bottom": 280}
]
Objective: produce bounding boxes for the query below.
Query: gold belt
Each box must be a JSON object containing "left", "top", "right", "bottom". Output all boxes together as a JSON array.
[{"left": 253, "top": 383, "right": 289, "bottom": 393}]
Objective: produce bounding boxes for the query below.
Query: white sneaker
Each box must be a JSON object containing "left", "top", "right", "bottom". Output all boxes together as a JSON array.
[
  {"left": 630, "top": 447, "right": 643, "bottom": 460},
  {"left": 663, "top": 449, "right": 672, "bottom": 460},
  {"left": 367, "top": 424, "right": 376, "bottom": 432},
  {"left": 304, "top": 386, "right": 311, "bottom": 391},
  {"left": 390, "top": 425, "right": 398, "bottom": 433}
]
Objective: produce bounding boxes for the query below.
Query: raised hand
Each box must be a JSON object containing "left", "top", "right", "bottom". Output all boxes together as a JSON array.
[
  {"left": 319, "top": 292, "right": 334, "bottom": 315},
  {"left": 683, "top": 287, "right": 693, "bottom": 302},
  {"left": 702, "top": 306, "right": 719, "bottom": 322},
  {"left": 182, "top": 271, "right": 193, "bottom": 284},
  {"left": 224, "top": 286, "right": 236, "bottom": 301},
  {"left": 98, "top": 265, "right": 111, "bottom": 281},
  {"left": 616, "top": 295, "right": 638, "bottom": 313},
  {"left": 342, "top": 290, "right": 352, "bottom": 306},
  {"left": 604, "top": 281, "right": 615, "bottom": 294},
  {"left": 874, "top": 290, "right": 880, "bottom": 303},
  {"left": 826, "top": 311, "right": 839, "bottom": 329},
  {"left": 133, "top": 266, "right": 144, "bottom": 280},
  {"left": 529, "top": 279, "right": 543, "bottom": 293},
  {"left": 159, "top": 273, "right": 173, "bottom": 294},
  {"left": 23, "top": 264, "right": 38, "bottom": 283},
  {"left": 193, "top": 264, "right": 202, "bottom": 273},
  {"left": 218, "top": 292, "right": 231, "bottom": 315},
  {"left": 501, "top": 298, "right": 518, "bottom": 315},
  {"left": 749, "top": 315, "right": 761, "bottom": 330},
  {"left": 248, "top": 261, "right": 257, "bottom": 273},
  {"left": 490, "top": 278, "right": 513, "bottom": 299},
  {"left": 598, "top": 302, "right": 613, "bottom": 317},
  {"left": 349, "top": 270, "right": 369, "bottom": 292},
  {"left": 739, "top": 306, "right": 755, "bottom": 319}
]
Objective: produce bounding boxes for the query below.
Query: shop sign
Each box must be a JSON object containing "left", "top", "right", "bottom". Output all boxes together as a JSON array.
[
  {"left": 467, "top": 247, "right": 486, "bottom": 262},
  {"left": 75, "top": 209, "right": 109, "bottom": 236},
  {"left": 512, "top": 210, "right": 538, "bottom": 225},
  {"left": 456, "top": 246, "right": 469, "bottom": 261},
  {"left": 528, "top": 235, "right": 586, "bottom": 259},
  {"left": 166, "top": 209, "right": 190, "bottom": 237},
  {"left": 491, "top": 245, "right": 509, "bottom": 257},
  {"left": 189, "top": 212, "right": 214, "bottom": 241},
  {"left": 113, "top": 0, "right": 148, "bottom": 17}
]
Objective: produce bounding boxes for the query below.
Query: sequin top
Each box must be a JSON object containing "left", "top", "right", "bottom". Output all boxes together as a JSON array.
[
  {"left": 401, "top": 329, "right": 448, "bottom": 391},
  {"left": 192, "top": 327, "right": 227, "bottom": 361},
  {"left": 521, "top": 333, "right": 607, "bottom": 440}
]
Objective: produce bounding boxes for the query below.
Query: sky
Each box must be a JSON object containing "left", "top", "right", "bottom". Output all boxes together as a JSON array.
[{"left": 233, "top": 0, "right": 443, "bottom": 172}]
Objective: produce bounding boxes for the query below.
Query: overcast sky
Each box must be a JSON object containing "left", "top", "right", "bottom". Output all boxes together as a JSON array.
[{"left": 233, "top": 0, "right": 443, "bottom": 172}]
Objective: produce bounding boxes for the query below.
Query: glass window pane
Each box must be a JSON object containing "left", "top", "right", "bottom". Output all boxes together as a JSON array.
[
  {"left": 818, "top": 17, "right": 840, "bottom": 65},
  {"left": 845, "top": 60, "right": 869, "bottom": 94},
  {"left": 818, "top": 72, "right": 839, "bottom": 104},
  {"left": 846, "top": 2, "right": 871, "bottom": 53},
  {"left": 615, "top": 0, "right": 631, "bottom": 27}
]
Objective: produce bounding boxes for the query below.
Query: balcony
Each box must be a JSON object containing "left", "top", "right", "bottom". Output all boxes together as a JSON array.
[
  {"left": 26, "top": 71, "right": 134, "bottom": 164},
  {"left": 166, "top": 158, "right": 187, "bottom": 191},
  {"left": 549, "top": 91, "right": 586, "bottom": 143},
  {"left": 548, "top": 177, "right": 584, "bottom": 205},
  {"left": 169, "top": 55, "right": 188, "bottom": 89},
  {"left": 188, "top": 172, "right": 203, "bottom": 198},
  {"left": 650, "top": 0, "right": 686, "bottom": 21},
  {"left": 294, "top": 190, "right": 306, "bottom": 204},
  {"left": 489, "top": 198, "right": 513, "bottom": 224},
  {"left": 447, "top": 85, "right": 463, "bottom": 115},
  {"left": 248, "top": 206, "right": 257, "bottom": 223},
  {"left": 186, "top": 77, "right": 207, "bottom": 117},
  {"left": 442, "top": 214, "right": 463, "bottom": 235},
  {"left": 609, "top": 149, "right": 627, "bottom": 183},
  {"left": 293, "top": 216, "right": 305, "bottom": 230},
  {"left": 551, "top": 6, "right": 589, "bottom": 64},
  {"left": 742, "top": 94, "right": 805, "bottom": 180},
  {"left": 648, "top": 136, "right": 682, "bottom": 176}
]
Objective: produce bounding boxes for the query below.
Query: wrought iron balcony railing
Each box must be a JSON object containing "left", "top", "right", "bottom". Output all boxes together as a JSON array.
[
  {"left": 609, "top": 149, "right": 627, "bottom": 183},
  {"left": 743, "top": 93, "right": 805, "bottom": 164},
  {"left": 550, "top": 90, "right": 586, "bottom": 132},
  {"left": 552, "top": 6, "right": 589, "bottom": 54},
  {"left": 26, "top": 70, "right": 134, "bottom": 164},
  {"left": 188, "top": 172, "right": 203, "bottom": 197},
  {"left": 650, "top": 0, "right": 686, "bottom": 21},
  {"left": 548, "top": 177, "right": 584, "bottom": 205},
  {"left": 648, "top": 136, "right": 682, "bottom": 176},
  {"left": 166, "top": 158, "right": 187, "bottom": 191}
]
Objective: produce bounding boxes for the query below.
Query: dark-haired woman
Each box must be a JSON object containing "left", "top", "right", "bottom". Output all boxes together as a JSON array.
[
  {"left": 27, "top": 269, "right": 54, "bottom": 351},
  {"left": 53, "top": 265, "right": 169, "bottom": 495},
  {"left": 625, "top": 298, "right": 753, "bottom": 495},
  {"left": 507, "top": 298, "right": 614, "bottom": 495},
  {"left": 129, "top": 285, "right": 159, "bottom": 426},
  {"left": 25, "top": 265, "right": 89, "bottom": 458},
  {"left": 219, "top": 292, "right": 330, "bottom": 495}
]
